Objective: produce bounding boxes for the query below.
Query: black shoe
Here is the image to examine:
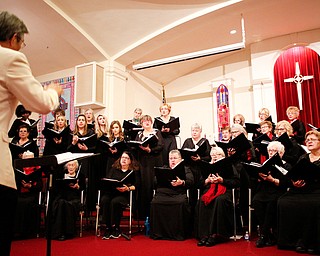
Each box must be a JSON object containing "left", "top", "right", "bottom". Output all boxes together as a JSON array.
[
  {"left": 111, "top": 228, "right": 121, "bottom": 239},
  {"left": 58, "top": 235, "right": 66, "bottom": 241},
  {"left": 197, "top": 237, "right": 208, "bottom": 247},
  {"left": 256, "top": 236, "right": 267, "bottom": 248},
  {"left": 205, "top": 237, "right": 216, "bottom": 247},
  {"left": 296, "top": 246, "right": 307, "bottom": 253},
  {"left": 307, "top": 248, "right": 319, "bottom": 255},
  {"left": 102, "top": 228, "right": 112, "bottom": 240}
]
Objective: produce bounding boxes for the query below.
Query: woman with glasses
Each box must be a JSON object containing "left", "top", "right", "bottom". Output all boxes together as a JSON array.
[
  {"left": 195, "top": 146, "right": 240, "bottom": 247},
  {"left": 251, "top": 141, "right": 291, "bottom": 248},
  {"left": 100, "top": 151, "right": 140, "bottom": 240},
  {"left": 274, "top": 120, "right": 304, "bottom": 165},
  {"left": 278, "top": 130, "right": 320, "bottom": 254}
]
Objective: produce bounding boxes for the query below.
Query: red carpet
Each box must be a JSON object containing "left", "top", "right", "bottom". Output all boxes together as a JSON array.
[{"left": 11, "top": 231, "right": 299, "bottom": 256}]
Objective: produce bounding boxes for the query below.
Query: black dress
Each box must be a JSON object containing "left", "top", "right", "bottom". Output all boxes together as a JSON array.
[
  {"left": 153, "top": 116, "right": 179, "bottom": 166},
  {"left": 195, "top": 163, "right": 240, "bottom": 240},
  {"left": 290, "top": 119, "right": 306, "bottom": 145},
  {"left": 13, "top": 167, "right": 42, "bottom": 238},
  {"left": 100, "top": 168, "right": 141, "bottom": 229},
  {"left": 51, "top": 171, "right": 86, "bottom": 239},
  {"left": 252, "top": 162, "right": 291, "bottom": 238},
  {"left": 135, "top": 129, "right": 164, "bottom": 219},
  {"left": 95, "top": 134, "right": 110, "bottom": 180},
  {"left": 150, "top": 165, "right": 194, "bottom": 240},
  {"left": 67, "top": 130, "right": 97, "bottom": 210},
  {"left": 278, "top": 154, "right": 320, "bottom": 251},
  {"left": 181, "top": 138, "right": 211, "bottom": 207}
]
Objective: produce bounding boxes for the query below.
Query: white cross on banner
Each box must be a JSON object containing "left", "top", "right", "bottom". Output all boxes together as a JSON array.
[{"left": 284, "top": 62, "right": 313, "bottom": 110}]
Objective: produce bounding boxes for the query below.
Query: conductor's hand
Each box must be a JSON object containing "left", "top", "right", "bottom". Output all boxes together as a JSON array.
[{"left": 46, "top": 82, "right": 63, "bottom": 97}]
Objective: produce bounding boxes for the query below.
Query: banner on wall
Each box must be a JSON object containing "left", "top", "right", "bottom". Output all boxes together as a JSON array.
[{"left": 38, "top": 76, "right": 77, "bottom": 153}]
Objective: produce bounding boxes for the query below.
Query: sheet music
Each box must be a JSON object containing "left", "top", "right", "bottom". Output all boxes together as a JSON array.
[{"left": 55, "top": 152, "right": 94, "bottom": 165}]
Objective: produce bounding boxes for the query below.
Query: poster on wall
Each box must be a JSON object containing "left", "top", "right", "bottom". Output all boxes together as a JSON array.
[{"left": 37, "top": 76, "right": 78, "bottom": 154}]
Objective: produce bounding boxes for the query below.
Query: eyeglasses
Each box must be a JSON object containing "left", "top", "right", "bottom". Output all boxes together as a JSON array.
[
  {"left": 16, "top": 34, "right": 26, "bottom": 49},
  {"left": 275, "top": 128, "right": 286, "bottom": 131},
  {"left": 121, "top": 156, "right": 130, "bottom": 160},
  {"left": 305, "top": 138, "right": 319, "bottom": 143}
]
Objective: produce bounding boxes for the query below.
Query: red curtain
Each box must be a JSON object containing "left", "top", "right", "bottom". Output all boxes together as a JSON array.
[{"left": 273, "top": 46, "right": 320, "bottom": 129}]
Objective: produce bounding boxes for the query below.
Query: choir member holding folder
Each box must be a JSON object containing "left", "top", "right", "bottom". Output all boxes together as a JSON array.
[
  {"left": 181, "top": 123, "right": 211, "bottom": 219},
  {"left": 286, "top": 106, "right": 306, "bottom": 145},
  {"left": 13, "top": 151, "right": 42, "bottom": 239},
  {"left": 134, "top": 115, "right": 164, "bottom": 220},
  {"left": 8, "top": 104, "right": 39, "bottom": 140},
  {"left": 278, "top": 130, "right": 320, "bottom": 254},
  {"left": 274, "top": 120, "right": 304, "bottom": 165},
  {"left": 123, "top": 108, "right": 143, "bottom": 140},
  {"left": 104, "top": 120, "right": 126, "bottom": 176},
  {"left": 253, "top": 121, "right": 276, "bottom": 164},
  {"left": 195, "top": 147, "right": 240, "bottom": 247},
  {"left": 250, "top": 141, "right": 291, "bottom": 248},
  {"left": 42, "top": 114, "right": 71, "bottom": 156},
  {"left": 150, "top": 150, "right": 194, "bottom": 240},
  {"left": 100, "top": 151, "right": 140, "bottom": 240},
  {"left": 51, "top": 160, "right": 85, "bottom": 241},
  {"left": 68, "top": 114, "right": 97, "bottom": 210},
  {"left": 9, "top": 124, "right": 39, "bottom": 162},
  {"left": 153, "top": 103, "right": 180, "bottom": 165}
]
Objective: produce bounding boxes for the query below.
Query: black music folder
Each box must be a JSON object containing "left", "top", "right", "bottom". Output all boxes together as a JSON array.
[
  {"left": 14, "top": 168, "right": 42, "bottom": 182},
  {"left": 100, "top": 170, "right": 134, "bottom": 189},
  {"left": 43, "top": 126, "right": 70, "bottom": 139},
  {"left": 154, "top": 160, "right": 186, "bottom": 188},
  {"left": 275, "top": 132, "right": 293, "bottom": 150},
  {"left": 242, "top": 153, "right": 283, "bottom": 178},
  {"left": 179, "top": 140, "right": 207, "bottom": 160},
  {"left": 245, "top": 123, "right": 260, "bottom": 134},
  {"left": 45, "top": 121, "right": 54, "bottom": 129},
  {"left": 199, "top": 156, "right": 234, "bottom": 178},
  {"left": 286, "top": 157, "right": 320, "bottom": 181},
  {"left": 9, "top": 141, "right": 33, "bottom": 156},
  {"left": 77, "top": 133, "right": 97, "bottom": 147},
  {"left": 123, "top": 120, "right": 143, "bottom": 132},
  {"left": 126, "top": 134, "right": 158, "bottom": 148},
  {"left": 216, "top": 133, "right": 252, "bottom": 156},
  {"left": 99, "top": 139, "right": 126, "bottom": 152},
  {"left": 253, "top": 133, "right": 272, "bottom": 156},
  {"left": 308, "top": 123, "right": 320, "bottom": 132},
  {"left": 56, "top": 167, "right": 81, "bottom": 186},
  {"left": 25, "top": 118, "right": 40, "bottom": 129},
  {"left": 154, "top": 117, "right": 180, "bottom": 131}
]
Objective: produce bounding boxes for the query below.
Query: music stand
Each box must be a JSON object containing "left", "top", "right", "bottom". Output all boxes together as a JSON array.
[{"left": 14, "top": 152, "right": 97, "bottom": 256}]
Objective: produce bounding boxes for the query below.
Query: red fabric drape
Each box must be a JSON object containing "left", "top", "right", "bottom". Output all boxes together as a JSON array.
[{"left": 274, "top": 46, "right": 320, "bottom": 129}]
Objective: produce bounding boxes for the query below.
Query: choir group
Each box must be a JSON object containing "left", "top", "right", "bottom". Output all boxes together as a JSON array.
[{"left": 9, "top": 103, "right": 320, "bottom": 254}]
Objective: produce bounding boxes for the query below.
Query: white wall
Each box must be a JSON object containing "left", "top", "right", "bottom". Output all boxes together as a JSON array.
[{"left": 34, "top": 29, "right": 320, "bottom": 143}]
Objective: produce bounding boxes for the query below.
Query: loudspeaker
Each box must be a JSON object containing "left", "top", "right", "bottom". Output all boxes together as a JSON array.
[{"left": 75, "top": 62, "right": 105, "bottom": 109}]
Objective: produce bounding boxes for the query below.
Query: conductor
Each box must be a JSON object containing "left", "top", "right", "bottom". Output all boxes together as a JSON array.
[{"left": 0, "top": 11, "right": 62, "bottom": 256}]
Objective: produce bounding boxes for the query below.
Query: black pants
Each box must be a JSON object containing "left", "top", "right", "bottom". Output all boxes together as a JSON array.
[{"left": 0, "top": 185, "right": 17, "bottom": 256}]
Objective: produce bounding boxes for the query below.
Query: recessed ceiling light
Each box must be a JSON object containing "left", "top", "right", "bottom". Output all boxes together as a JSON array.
[{"left": 230, "top": 29, "right": 237, "bottom": 34}]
